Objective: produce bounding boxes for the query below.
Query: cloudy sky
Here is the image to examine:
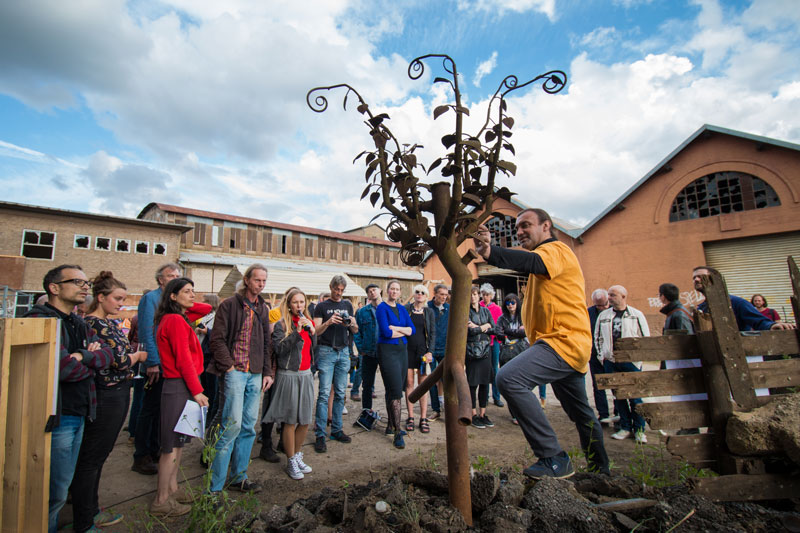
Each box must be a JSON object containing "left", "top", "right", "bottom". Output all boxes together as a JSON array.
[{"left": 1, "top": 0, "right": 798, "bottom": 231}]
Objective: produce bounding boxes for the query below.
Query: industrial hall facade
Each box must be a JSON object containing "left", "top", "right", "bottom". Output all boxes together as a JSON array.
[{"left": 2, "top": 124, "right": 798, "bottom": 330}]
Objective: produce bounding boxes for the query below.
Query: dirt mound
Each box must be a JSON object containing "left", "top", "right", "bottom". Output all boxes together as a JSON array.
[{"left": 231, "top": 468, "right": 799, "bottom": 532}]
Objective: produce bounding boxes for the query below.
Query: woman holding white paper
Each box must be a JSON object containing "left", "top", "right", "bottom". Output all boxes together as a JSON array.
[{"left": 151, "top": 277, "right": 211, "bottom": 518}]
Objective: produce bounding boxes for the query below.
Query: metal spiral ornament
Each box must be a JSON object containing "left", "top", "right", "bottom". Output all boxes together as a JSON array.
[
  {"left": 400, "top": 241, "right": 431, "bottom": 267},
  {"left": 408, "top": 54, "right": 456, "bottom": 80},
  {"left": 499, "top": 70, "right": 567, "bottom": 97},
  {"left": 306, "top": 84, "right": 365, "bottom": 113}
]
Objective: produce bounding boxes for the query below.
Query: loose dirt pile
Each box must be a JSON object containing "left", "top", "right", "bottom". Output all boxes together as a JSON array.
[{"left": 223, "top": 468, "right": 800, "bottom": 532}]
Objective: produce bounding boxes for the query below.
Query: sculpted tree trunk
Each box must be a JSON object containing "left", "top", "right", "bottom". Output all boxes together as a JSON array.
[{"left": 307, "top": 54, "right": 566, "bottom": 524}]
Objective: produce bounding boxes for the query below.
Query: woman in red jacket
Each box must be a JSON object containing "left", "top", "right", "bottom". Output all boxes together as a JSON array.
[{"left": 150, "top": 277, "right": 211, "bottom": 517}]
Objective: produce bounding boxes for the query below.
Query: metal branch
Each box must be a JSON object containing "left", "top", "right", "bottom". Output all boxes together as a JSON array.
[
  {"left": 408, "top": 54, "right": 456, "bottom": 80},
  {"left": 500, "top": 70, "right": 567, "bottom": 97},
  {"left": 307, "top": 84, "right": 370, "bottom": 114}
]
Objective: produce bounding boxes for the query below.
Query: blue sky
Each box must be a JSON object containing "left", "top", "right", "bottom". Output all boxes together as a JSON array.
[{"left": 1, "top": 0, "right": 798, "bottom": 230}]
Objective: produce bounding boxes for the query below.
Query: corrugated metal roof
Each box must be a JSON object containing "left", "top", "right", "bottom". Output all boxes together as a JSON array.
[
  {"left": 219, "top": 265, "right": 367, "bottom": 299},
  {"left": 1, "top": 201, "right": 191, "bottom": 232},
  {"left": 179, "top": 251, "right": 423, "bottom": 281},
  {"left": 139, "top": 202, "right": 400, "bottom": 247}
]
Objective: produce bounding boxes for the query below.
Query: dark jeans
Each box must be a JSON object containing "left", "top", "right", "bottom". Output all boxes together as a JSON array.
[
  {"left": 497, "top": 341, "right": 609, "bottom": 473},
  {"left": 589, "top": 354, "right": 609, "bottom": 419},
  {"left": 259, "top": 378, "right": 276, "bottom": 447},
  {"left": 360, "top": 354, "right": 379, "bottom": 410},
  {"left": 605, "top": 360, "right": 645, "bottom": 432},
  {"left": 128, "top": 376, "right": 144, "bottom": 438},
  {"left": 134, "top": 377, "right": 163, "bottom": 460},
  {"left": 377, "top": 343, "right": 408, "bottom": 401},
  {"left": 71, "top": 384, "right": 131, "bottom": 532},
  {"left": 201, "top": 371, "right": 219, "bottom": 429},
  {"left": 490, "top": 342, "right": 501, "bottom": 402},
  {"left": 429, "top": 352, "right": 444, "bottom": 413}
]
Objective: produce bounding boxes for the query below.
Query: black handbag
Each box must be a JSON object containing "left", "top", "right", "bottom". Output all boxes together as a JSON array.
[
  {"left": 499, "top": 338, "right": 530, "bottom": 366},
  {"left": 466, "top": 337, "right": 491, "bottom": 360}
]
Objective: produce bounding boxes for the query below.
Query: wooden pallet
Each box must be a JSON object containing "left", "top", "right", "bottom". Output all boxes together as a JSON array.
[{"left": 596, "top": 257, "right": 800, "bottom": 502}]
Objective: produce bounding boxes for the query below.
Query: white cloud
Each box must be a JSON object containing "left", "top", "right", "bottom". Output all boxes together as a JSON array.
[
  {"left": 456, "top": 0, "right": 556, "bottom": 20},
  {"left": 578, "top": 27, "right": 619, "bottom": 48},
  {"left": 473, "top": 51, "right": 498, "bottom": 87}
]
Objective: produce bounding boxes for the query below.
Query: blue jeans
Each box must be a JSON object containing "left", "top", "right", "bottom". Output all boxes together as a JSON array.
[
  {"left": 351, "top": 355, "right": 362, "bottom": 398},
  {"left": 210, "top": 370, "right": 261, "bottom": 491},
  {"left": 605, "top": 360, "right": 645, "bottom": 432},
  {"left": 490, "top": 342, "right": 501, "bottom": 402},
  {"left": 429, "top": 352, "right": 444, "bottom": 413},
  {"left": 49, "top": 415, "right": 85, "bottom": 533},
  {"left": 315, "top": 346, "right": 350, "bottom": 438}
]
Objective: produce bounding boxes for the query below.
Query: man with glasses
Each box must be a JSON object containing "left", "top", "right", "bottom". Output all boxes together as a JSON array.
[
  {"left": 587, "top": 289, "right": 613, "bottom": 424},
  {"left": 354, "top": 284, "right": 381, "bottom": 414},
  {"left": 427, "top": 284, "right": 450, "bottom": 420},
  {"left": 132, "top": 263, "right": 181, "bottom": 475},
  {"left": 25, "top": 265, "right": 113, "bottom": 533}
]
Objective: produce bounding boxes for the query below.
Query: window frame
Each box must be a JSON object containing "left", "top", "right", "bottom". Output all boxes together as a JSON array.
[
  {"left": 115, "top": 238, "right": 131, "bottom": 253},
  {"left": 20, "top": 229, "right": 57, "bottom": 261},
  {"left": 73, "top": 234, "right": 91, "bottom": 250},
  {"left": 134, "top": 241, "right": 150, "bottom": 255}
]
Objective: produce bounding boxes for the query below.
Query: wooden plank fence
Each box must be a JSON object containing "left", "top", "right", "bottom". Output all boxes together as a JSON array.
[
  {"left": 0, "top": 318, "right": 59, "bottom": 533},
  {"left": 596, "top": 257, "right": 800, "bottom": 502}
]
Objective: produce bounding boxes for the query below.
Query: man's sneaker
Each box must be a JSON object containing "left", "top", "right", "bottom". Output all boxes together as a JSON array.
[
  {"left": 599, "top": 415, "right": 620, "bottom": 425},
  {"left": 494, "top": 398, "right": 505, "bottom": 407},
  {"left": 342, "top": 406, "right": 348, "bottom": 415},
  {"left": 634, "top": 431, "right": 647, "bottom": 444},
  {"left": 523, "top": 451, "right": 575, "bottom": 480},
  {"left": 471, "top": 415, "right": 486, "bottom": 429},
  {"left": 482, "top": 415, "right": 495, "bottom": 428},
  {"left": 131, "top": 455, "right": 158, "bottom": 475},
  {"left": 94, "top": 510, "right": 123, "bottom": 527},
  {"left": 286, "top": 456, "right": 304, "bottom": 480},
  {"left": 295, "top": 452, "right": 312, "bottom": 474},
  {"left": 314, "top": 436, "right": 327, "bottom": 453},
  {"left": 393, "top": 430, "right": 407, "bottom": 449},
  {"left": 330, "top": 431, "right": 352, "bottom": 443},
  {"left": 228, "top": 479, "right": 262, "bottom": 493},
  {"left": 351, "top": 393, "right": 361, "bottom": 401},
  {"left": 611, "top": 429, "right": 632, "bottom": 440}
]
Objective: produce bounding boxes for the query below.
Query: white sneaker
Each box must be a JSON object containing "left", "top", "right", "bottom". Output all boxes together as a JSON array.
[
  {"left": 295, "top": 452, "right": 312, "bottom": 474},
  {"left": 286, "top": 455, "right": 304, "bottom": 480},
  {"left": 635, "top": 431, "right": 647, "bottom": 444},
  {"left": 611, "top": 429, "right": 632, "bottom": 440},
  {"left": 599, "top": 415, "right": 621, "bottom": 425},
  {"left": 342, "top": 406, "right": 348, "bottom": 415}
]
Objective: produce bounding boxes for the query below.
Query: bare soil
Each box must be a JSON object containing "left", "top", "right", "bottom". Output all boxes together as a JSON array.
[{"left": 60, "top": 374, "right": 800, "bottom": 532}]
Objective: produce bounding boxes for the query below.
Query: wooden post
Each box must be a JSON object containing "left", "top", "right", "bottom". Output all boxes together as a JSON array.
[
  {"left": 788, "top": 256, "right": 800, "bottom": 325},
  {"left": 1, "top": 318, "right": 59, "bottom": 533},
  {"left": 698, "top": 272, "right": 758, "bottom": 410}
]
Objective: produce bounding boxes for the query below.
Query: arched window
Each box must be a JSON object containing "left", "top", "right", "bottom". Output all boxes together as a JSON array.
[
  {"left": 669, "top": 171, "right": 780, "bottom": 222},
  {"left": 486, "top": 215, "right": 519, "bottom": 247}
]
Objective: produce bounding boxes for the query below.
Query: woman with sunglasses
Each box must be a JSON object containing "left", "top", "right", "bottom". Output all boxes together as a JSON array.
[
  {"left": 496, "top": 293, "right": 546, "bottom": 424},
  {"left": 151, "top": 277, "right": 212, "bottom": 517},
  {"left": 403, "top": 285, "right": 436, "bottom": 434},
  {"left": 71, "top": 272, "right": 148, "bottom": 532},
  {"left": 376, "top": 279, "right": 415, "bottom": 449}
]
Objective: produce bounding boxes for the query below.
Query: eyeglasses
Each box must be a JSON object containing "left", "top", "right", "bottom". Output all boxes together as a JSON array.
[
  {"left": 415, "top": 290, "right": 427, "bottom": 295},
  {"left": 504, "top": 301, "right": 516, "bottom": 306},
  {"left": 56, "top": 279, "right": 93, "bottom": 289}
]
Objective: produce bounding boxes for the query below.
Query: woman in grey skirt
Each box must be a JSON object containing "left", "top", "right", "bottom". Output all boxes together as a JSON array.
[{"left": 263, "top": 287, "right": 316, "bottom": 480}]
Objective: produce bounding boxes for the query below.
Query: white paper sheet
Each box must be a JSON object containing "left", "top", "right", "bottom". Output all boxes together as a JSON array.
[{"left": 174, "top": 400, "right": 207, "bottom": 438}]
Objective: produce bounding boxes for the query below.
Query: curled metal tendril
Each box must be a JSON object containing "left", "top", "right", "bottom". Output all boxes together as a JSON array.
[
  {"left": 499, "top": 70, "right": 567, "bottom": 98},
  {"left": 408, "top": 54, "right": 456, "bottom": 80},
  {"left": 306, "top": 84, "right": 366, "bottom": 113}
]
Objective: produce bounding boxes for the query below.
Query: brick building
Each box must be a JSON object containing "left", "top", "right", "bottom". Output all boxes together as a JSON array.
[
  {"left": 137, "top": 203, "right": 423, "bottom": 301},
  {"left": 422, "top": 125, "right": 800, "bottom": 330},
  {"left": 0, "top": 201, "right": 189, "bottom": 315}
]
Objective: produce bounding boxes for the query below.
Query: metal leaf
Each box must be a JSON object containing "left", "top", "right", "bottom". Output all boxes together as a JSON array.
[
  {"left": 370, "top": 191, "right": 381, "bottom": 206},
  {"left": 357, "top": 103, "right": 369, "bottom": 114},
  {"left": 469, "top": 167, "right": 482, "bottom": 181},
  {"left": 433, "top": 105, "right": 450, "bottom": 119},
  {"left": 462, "top": 193, "right": 482, "bottom": 207},
  {"left": 485, "top": 131, "right": 496, "bottom": 143},
  {"left": 368, "top": 113, "right": 390, "bottom": 127},
  {"left": 434, "top": 77, "right": 450, "bottom": 84},
  {"left": 497, "top": 161, "right": 517, "bottom": 175},
  {"left": 456, "top": 106, "right": 470, "bottom": 116},
  {"left": 502, "top": 117, "right": 514, "bottom": 128},
  {"left": 503, "top": 143, "right": 515, "bottom": 155},
  {"left": 353, "top": 150, "right": 368, "bottom": 163},
  {"left": 361, "top": 184, "right": 372, "bottom": 199},
  {"left": 441, "top": 134, "right": 457, "bottom": 149},
  {"left": 427, "top": 158, "right": 443, "bottom": 174}
]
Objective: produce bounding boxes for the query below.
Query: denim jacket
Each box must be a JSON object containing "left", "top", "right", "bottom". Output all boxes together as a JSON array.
[{"left": 354, "top": 304, "right": 379, "bottom": 357}]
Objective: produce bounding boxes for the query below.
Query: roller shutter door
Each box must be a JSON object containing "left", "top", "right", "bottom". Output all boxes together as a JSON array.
[{"left": 704, "top": 231, "right": 800, "bottom": 323}]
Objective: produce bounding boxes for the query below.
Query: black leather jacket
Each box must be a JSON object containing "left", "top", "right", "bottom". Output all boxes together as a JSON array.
[
  {"left": 404, "top": 303, "right": 437, "bottom": 353},
  {"left": 272, "top": 319, "right": 317, "bottom": 372}
]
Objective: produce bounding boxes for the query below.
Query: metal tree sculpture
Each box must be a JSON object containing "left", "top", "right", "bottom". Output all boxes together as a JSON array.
[{"left": 307, "top": 54, "right": 566, "bottom": 523}]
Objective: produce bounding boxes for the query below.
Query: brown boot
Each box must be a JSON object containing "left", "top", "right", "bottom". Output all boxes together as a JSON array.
[
  {"left": 150, "top": 498, "right": 191, "bottom": 518},
  {"left": 132, "top": 455, "right": 158, "bottom": 475}
]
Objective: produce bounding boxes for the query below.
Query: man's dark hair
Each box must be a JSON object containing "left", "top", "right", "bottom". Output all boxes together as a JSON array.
[
  {"left": 693, "top": 265, "right": 720, "bottom": 277},
  {"left": 518, "top": 208, "right": 558, "bottom": 240},
  {"left": 43, "top": 264, "right": 83, "bottom": 296},
  {"left": 659, "top": 283, "right": 680, "bottom": 302},
  {"left": 365, "top": 283, "right": 380, "bottom": 292}
]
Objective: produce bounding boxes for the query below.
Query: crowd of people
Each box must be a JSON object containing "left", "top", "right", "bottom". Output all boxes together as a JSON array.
[{"left": 30, "top": 207, "right": 796, "bottom": 530}]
